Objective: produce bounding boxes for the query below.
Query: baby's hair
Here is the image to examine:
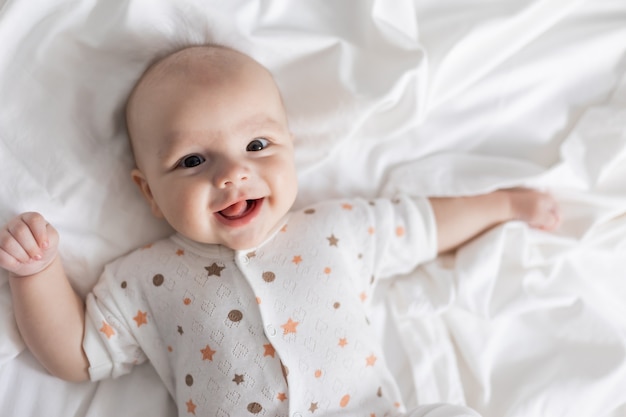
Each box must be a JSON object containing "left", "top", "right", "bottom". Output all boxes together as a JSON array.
[
  {"left": 137, "top": 43, "right": 236, "bottom": 90},
  {"left": 124, "top": 43, "right": 234, "bottom": 159},
  {"left": 123, "top": 42, "right": 287, "bottom": 166}
]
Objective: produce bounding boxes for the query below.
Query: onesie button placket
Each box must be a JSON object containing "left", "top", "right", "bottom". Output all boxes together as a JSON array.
[
  {"left": 265, "top": 324, "right": 277, "bottom": 337},
  {"left": 240, "top": 255, "right": 250, "bottom": 265}
]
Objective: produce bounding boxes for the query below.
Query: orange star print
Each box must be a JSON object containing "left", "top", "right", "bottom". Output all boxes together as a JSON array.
[
  {"left": 186, "top": 399, "right": 196, "bottom": 415},
  {"left": 201, "top": 345, "right": 216, "bottom": 361},
  {"left": 366, "top": 354, "right": 377, "bottom": 367},
  {"left": 99, "top": 321, "right": 115, "bottom": 339},
  {"left": 263, "top": 343, "right": 276, "bottom": 358},
  {"left": 281, "top": 318, "right": 299, "bottom": 335},
  {"left": 133, "top": 310, "right": 148, "bottom": 327}
]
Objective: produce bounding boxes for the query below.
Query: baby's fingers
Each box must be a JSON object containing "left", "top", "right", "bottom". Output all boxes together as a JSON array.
[
  {"left": 0, "top": 213, "right": 59, "bottom": 277},
  {"left": 0, "top": 244, "right": 26, "bottom": 273},
  {"left": 3, "top": 213, "right": 50, "bottom": 261},
  {"left": 20, "top": 212, "right": 53, "bottom": 251}
]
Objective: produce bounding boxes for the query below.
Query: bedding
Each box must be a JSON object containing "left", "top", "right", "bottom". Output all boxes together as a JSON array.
[{"left": 1, "top": 0, "right": 625, "bottom": 416}]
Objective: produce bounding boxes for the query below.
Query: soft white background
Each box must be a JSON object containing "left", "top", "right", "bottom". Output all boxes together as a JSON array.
[{"left": 1, "top": 0, "right": 625, "bottom": 416}]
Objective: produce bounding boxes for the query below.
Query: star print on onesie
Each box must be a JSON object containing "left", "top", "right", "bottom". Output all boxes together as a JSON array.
[{"left": 83, "top": 196, "right": 445, "bottom": 416}]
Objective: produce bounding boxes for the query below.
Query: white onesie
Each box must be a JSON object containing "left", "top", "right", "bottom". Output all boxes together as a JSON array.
[{"left": 83, "top": 196, "right": 480, "bottom": 417}]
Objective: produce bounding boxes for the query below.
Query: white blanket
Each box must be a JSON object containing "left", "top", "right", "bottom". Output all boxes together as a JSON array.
[{"left": 1, "top": 0, "right": 626, "bottom": 416}]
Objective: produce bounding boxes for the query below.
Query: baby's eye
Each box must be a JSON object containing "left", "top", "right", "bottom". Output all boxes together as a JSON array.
[
  {"left": 246, "top": 138, "right": 269, "bottom": 152},
  {"left": 178, "top": 154, "right": 205, "bottom": 168}
]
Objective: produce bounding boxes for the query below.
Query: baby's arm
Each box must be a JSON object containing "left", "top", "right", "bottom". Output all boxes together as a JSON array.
[
  {"left": 429, "top": 188, "right": 560, "bottom": 254},
  {"left": 0, "top": 213, "right": 89, "bottom": 382}
]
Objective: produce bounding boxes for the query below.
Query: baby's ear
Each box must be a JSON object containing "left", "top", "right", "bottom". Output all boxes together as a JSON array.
[{"left": 131, "top": 169, "right": 164, "bottom": 218}]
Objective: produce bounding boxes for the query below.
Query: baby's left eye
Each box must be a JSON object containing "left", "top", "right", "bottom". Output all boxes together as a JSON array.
[{"left": 246, "top": 138, "right": 269, "bottom": 152}]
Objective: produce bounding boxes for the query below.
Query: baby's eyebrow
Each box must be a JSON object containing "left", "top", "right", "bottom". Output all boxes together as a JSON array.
[
  {"left": 235, "top": 114, "right": 283, "bottom": 133},
  {"left": 155, "top": 115, "right": 284, "bottom": 162},
  {"left": 156, "top": 134, "right": 198, "bottom": 162}
]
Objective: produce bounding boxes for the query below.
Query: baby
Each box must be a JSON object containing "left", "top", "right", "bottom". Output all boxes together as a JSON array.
[{"left": 0, "top": 44, "right": 559, "bottom": 417}]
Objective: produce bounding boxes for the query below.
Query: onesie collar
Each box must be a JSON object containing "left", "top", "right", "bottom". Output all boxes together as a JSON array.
[{"left": 169, "top": 213, "right": 291, "bottom": 258}]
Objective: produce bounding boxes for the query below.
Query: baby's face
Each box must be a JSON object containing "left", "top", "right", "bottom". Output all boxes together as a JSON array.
[{"left": 129, "top": 48, "right": 298, "bottom": 250}]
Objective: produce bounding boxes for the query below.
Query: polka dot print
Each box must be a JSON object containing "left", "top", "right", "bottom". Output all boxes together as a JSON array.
[{"left": 89, "top": 196, "right": 435, "bottom": 416}]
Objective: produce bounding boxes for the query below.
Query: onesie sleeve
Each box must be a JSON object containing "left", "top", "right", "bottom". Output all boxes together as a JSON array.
[
  {"left": 348, "top": 195, "right": 437, "bottom": 282},
  {"left": 370, "top": 195, "right": 437, "bottom": 279},
  {"left": 83, "top": 257, "right": 147, "bottom": 381}
]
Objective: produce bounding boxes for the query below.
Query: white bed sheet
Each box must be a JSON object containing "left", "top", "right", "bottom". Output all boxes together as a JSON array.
[{"left": 1, "top": 0, "right": 626, "bottom": 416}]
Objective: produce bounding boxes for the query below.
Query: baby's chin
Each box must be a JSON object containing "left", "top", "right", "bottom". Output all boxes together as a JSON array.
[
  {"left": 219, "top": 221, "right": 288, "bottom": 251},
  {"left": 183, "top": 231, "right": 270, "bottom": 251},
  {"left": 221, "top": 233, "right": 272, "bottom": 251}
]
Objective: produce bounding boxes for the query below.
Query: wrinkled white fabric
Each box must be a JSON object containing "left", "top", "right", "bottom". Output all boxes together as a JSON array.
[{"left": 1, "top": 0, "right": 626, "bottom": 416}]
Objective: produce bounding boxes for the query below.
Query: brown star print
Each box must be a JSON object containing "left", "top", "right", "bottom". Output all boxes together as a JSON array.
[
  {"left": 327, "top": 234, "right": 339, "bottom": 246},
  {"left": 232, "top": 374, "right": 244, "bottom": 385},
  {"left": 205, "top": 262, "right": 225, "bottom": 277}
]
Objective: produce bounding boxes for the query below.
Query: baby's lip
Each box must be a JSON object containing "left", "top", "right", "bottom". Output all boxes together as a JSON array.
[
  {"left": 214, "top": 198, "right": 264, "bottom": 227},
  {"left": 214, "top": 194, "right": 259, "bottom": 213},
  {"left": 219, "top": 200, "right": 250, "bottom": 218}
]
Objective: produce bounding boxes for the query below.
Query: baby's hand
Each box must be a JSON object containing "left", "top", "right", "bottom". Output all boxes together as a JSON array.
[
  {"left": 507, "top": 188, "right": 560, "bottom": 231},
  {"left": 0, "top": 212, "right": 59, "bottom": 277}
]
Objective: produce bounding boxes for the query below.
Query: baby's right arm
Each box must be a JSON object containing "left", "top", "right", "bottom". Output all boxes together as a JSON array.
[{"left": 0, "top": 212, "right": 90, "bottom": 382}]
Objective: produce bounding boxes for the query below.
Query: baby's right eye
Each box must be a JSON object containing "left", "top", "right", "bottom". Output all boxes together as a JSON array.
[{"left": 178, "top": 155, "right": 205, "bottom": 168}]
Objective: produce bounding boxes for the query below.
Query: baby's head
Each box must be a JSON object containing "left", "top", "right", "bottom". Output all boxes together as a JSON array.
[{"left": 126, "top": 44, "right": 298, "bottom": 250}]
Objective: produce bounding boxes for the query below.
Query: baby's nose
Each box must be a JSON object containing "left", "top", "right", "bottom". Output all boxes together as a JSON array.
[{"left": 213, "top": 160, "right": 250, "bottom": 188}]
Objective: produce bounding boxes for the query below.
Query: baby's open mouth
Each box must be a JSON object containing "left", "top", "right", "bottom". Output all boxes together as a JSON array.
[{"left": 218, "top": 199, "right": 260, "bottom": 220}]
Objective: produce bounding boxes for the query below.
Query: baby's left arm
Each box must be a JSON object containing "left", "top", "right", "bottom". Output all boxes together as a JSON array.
[{"left": 429, "top": 188, "right": 560, "bottom": 254}]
